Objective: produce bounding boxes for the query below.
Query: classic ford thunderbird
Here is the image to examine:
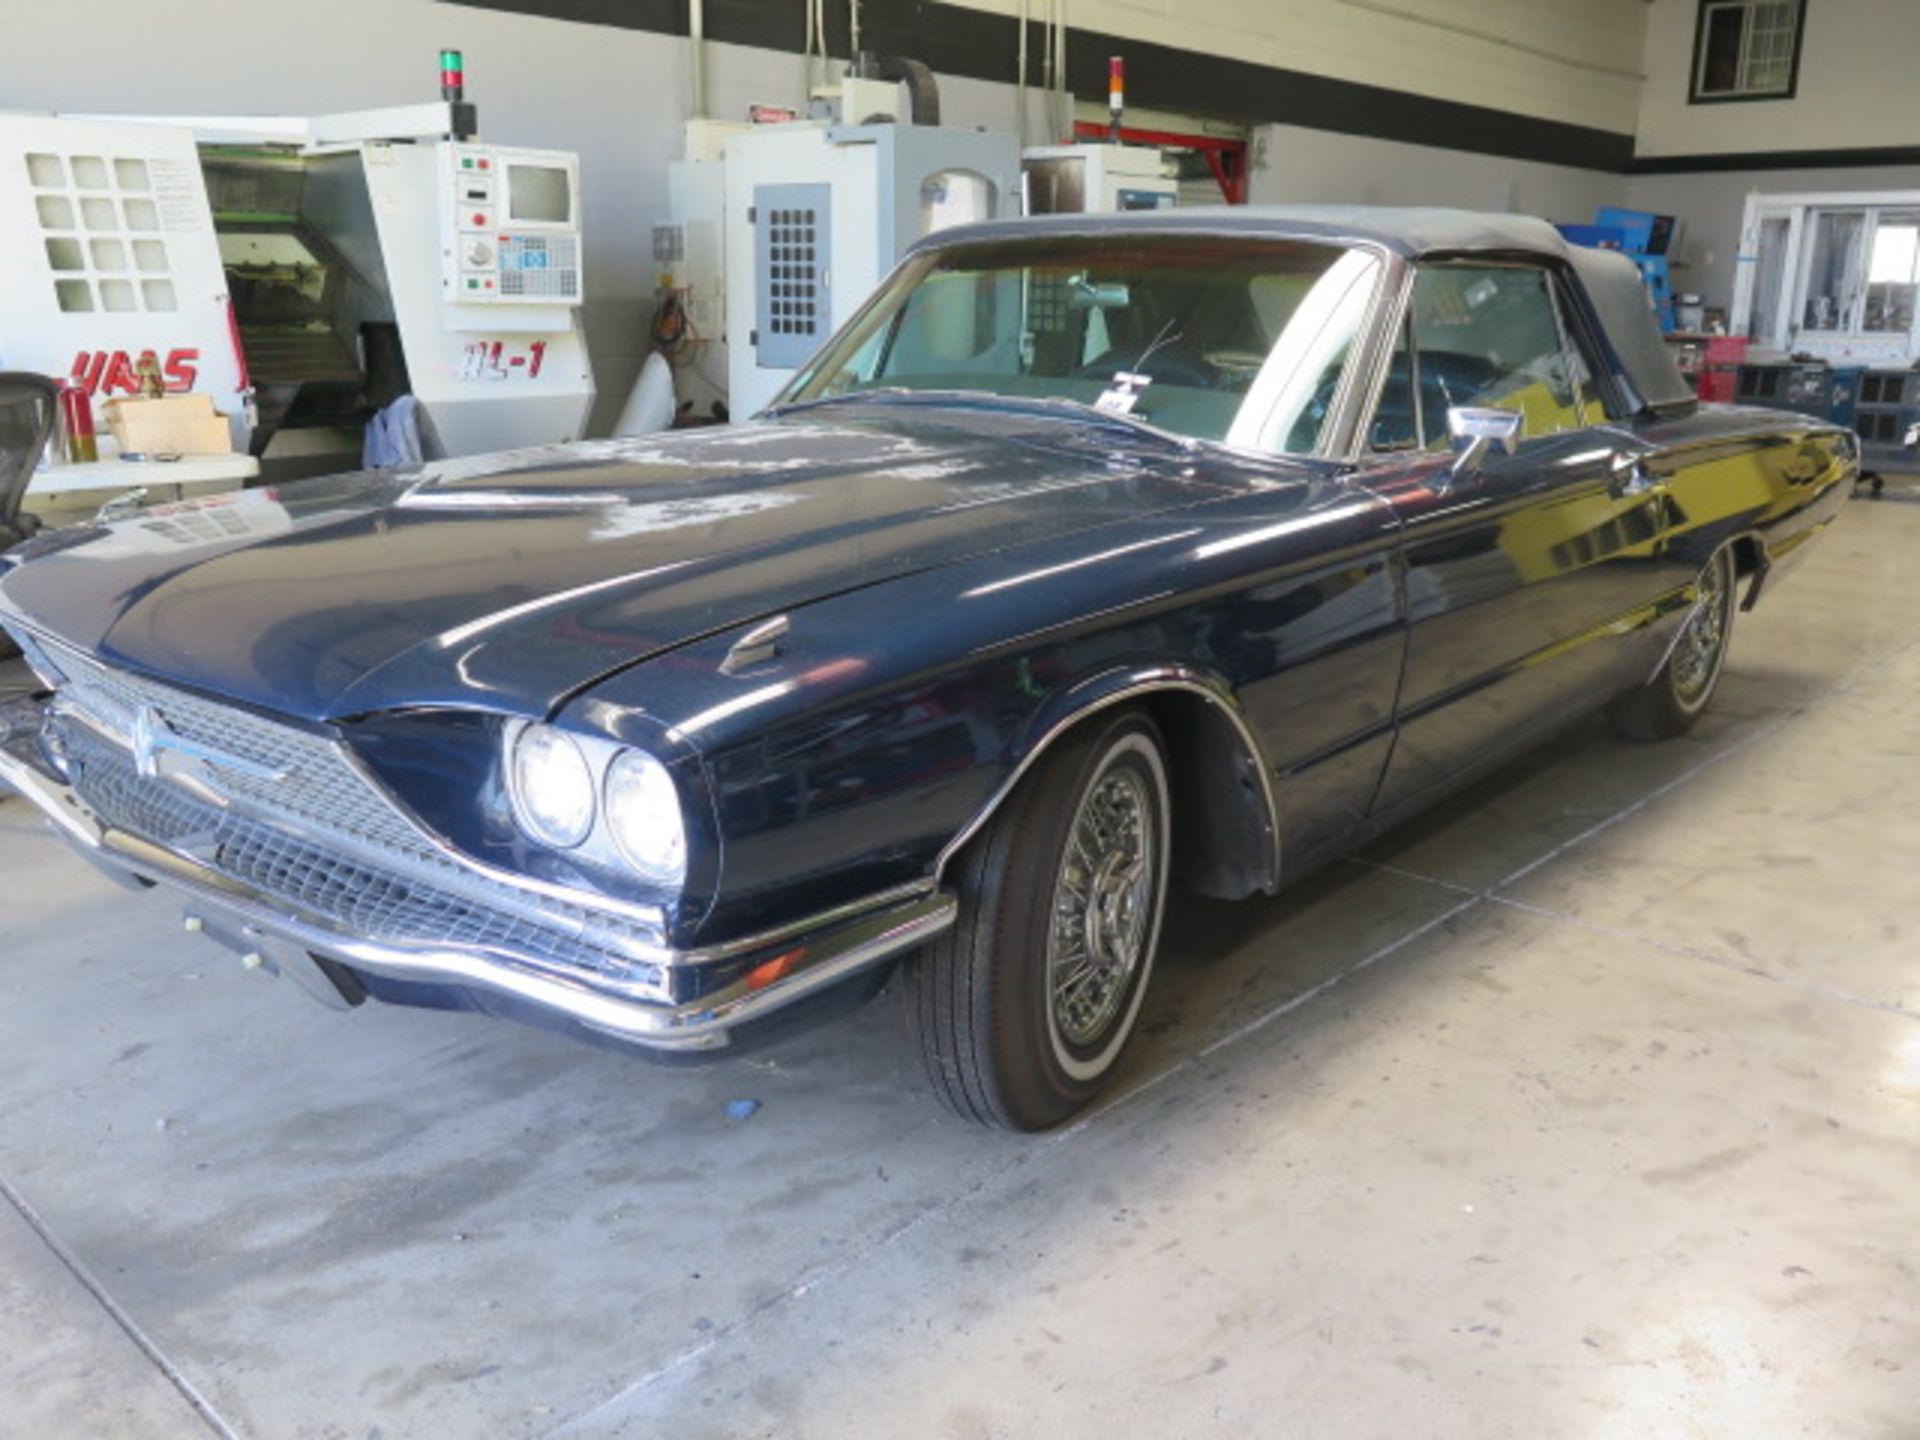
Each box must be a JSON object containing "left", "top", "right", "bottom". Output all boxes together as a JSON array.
[{"left": 0, "top": 209, "right": 1852, "bottom": 1129}]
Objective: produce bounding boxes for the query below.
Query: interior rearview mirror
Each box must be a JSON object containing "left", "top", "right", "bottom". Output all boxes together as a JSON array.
[
  {"left": 1444, "top": 406, "right": 1523, "bottom": 487},
  {"left": 1067, "top": 274, "right": 1131, "bottom": 310}
]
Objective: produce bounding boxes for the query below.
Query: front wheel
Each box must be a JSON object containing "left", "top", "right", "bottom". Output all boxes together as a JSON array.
[
  {"left": 904, "top": 710, "right": 1172, "bottom": 1131},
  {"left": 1608, "top": 545, "right": 1737, "bottom": 741}
]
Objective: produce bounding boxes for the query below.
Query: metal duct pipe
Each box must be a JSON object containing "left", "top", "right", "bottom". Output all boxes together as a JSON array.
[
  {"left": 1042, "top": 0, "right": 1056, "bottom": 132},
  {"left": 689, "top": 0, "right": 707, "bottom": 119},
  {"left": 1053, "top": 0, "right": 1069, "bottom": 142},
  {"left": 853, "top": 53, "right": 941, "bottom": 126},
  {"left": 1016, "top": 0, "right": 1029, "bottom": 147}
]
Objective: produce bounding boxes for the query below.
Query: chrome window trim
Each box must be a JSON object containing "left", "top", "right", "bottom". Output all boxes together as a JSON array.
[
  {"left": 1346, "top": 257, "right": 1418, "bottom": 465},
  {"left": 1319, "top": 248, "right": 1412, "bottom": 464}
]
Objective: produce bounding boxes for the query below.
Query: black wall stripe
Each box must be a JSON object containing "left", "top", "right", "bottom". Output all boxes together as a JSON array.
[
  {"left": 443, "top": 0, "right": 1634, "bottom": 172},
  {"left": 1630, "top": 146, "right": 1920, "bottom": 175}
]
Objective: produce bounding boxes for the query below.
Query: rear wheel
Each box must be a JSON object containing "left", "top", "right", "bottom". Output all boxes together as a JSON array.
[
  {"left": 904, "top": 710, "right": 1171, "bottom": 1131},
  {"left": 1608, "top": 545, "right": 1737, "bottom": 741}
]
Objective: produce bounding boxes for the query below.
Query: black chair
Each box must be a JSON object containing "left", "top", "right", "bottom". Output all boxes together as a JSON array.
[{"left": 0, "top": 372, "right": 59, "bottom": 551}]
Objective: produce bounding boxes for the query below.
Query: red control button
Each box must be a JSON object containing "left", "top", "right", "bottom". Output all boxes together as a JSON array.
[
  {"left": 478, "top": 158, "right": 490, "bottom": 170},
  {"left": 472, "top": 212, "right": 486, "bottom": 225},
  {"left": 484, "top": 279, "right": 495, "bottom": 289}
]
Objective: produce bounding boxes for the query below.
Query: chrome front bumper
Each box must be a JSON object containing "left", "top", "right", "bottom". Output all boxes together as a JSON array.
[{"left": 0, "top": 732, "right": 955, "bottom": 1053}]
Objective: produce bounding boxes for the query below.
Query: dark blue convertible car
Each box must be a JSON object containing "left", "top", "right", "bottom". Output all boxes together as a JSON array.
[{"left": 0, "top": 208, "right": 1853, "bottom": 1129}]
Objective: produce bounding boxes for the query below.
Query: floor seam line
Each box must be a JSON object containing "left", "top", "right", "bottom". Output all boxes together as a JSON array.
[
  {"left": 1353, "top": 630, "right": 1920, "bottom": 1025},
  {"left": 1488, "top": 626, "right": 1920, "bottom": 894},
  {"left": 0, "top": 1172, "right": 241, "bottom": 1440},
  {"left": 1490, "top": 893, "right": 1920, "bottom": 1022}
]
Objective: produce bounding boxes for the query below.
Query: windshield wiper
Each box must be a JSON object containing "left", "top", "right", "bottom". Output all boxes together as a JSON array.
[
  {"left": 978, "top": 393, "right": 1201, "bottom": 450},
  {"left": 762, "top": 387, "right": 967, "bottom": 417},
  {"left": 768, "top": 387, "right": 1198, "bottom": 449}
]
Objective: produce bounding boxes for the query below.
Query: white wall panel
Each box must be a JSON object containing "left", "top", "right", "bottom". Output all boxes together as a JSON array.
[
  {"left": 1250, "top": 123, "right": 1625, "bottom": 219},
  {"left": 1638, "top": 0, "right": 1920, "bottom": 158}
]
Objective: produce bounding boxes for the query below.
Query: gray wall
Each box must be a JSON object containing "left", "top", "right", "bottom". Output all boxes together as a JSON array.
[{"left": 1250, "top": 124, "right": 1626, "bottom": 220}]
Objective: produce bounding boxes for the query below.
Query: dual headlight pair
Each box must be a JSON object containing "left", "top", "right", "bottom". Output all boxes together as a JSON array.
[{"left": 505, "top": 722, "right": 686, "bottom": 886}]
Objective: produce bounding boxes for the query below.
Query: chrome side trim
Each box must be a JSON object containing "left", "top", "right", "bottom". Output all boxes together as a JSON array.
[{"left": 933, "top": 669, "right": 1283, "bottom": 890}]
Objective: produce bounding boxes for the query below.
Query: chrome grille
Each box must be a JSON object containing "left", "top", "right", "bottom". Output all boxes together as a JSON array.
[
  {"left": 47, "top": 646, "right": 429, "bottom": 858},
  {"left": 35, "top": 640, "right": 666, "bottom": 995}
]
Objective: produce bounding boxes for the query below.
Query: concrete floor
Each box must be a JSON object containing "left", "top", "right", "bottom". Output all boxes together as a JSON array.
[{"left": 3, "top": 499, "right": 1919, "bottom": 1439}]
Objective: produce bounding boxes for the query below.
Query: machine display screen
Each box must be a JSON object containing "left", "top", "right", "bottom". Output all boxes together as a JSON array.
[{"left": 507, "top": 165, "right": 571, "bottom": 224}]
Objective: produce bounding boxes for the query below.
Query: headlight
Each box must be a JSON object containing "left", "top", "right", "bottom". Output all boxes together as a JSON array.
[
  {"left": 604, "top": 749, "right": 687, "bottom": 885},
  {"left": 509, "top": 724, "right": 596, "bottom": 848}
]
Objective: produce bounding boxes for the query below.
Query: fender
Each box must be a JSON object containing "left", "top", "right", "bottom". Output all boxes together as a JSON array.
[{"left": 933, "top": 663, "right": 1282, "bottom": 893}]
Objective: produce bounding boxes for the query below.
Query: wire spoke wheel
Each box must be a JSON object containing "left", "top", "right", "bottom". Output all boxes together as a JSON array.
[
  {"left": 1608, "top": 544, "right": 1739, "bottom": 742},
  {"left": 1671, "top": 548, "right": 1733, "bottom": 707},
  {"left": 1048, "top": 767, "right": 1154, "bottom": 1050},
  {"left": 905, "top": 710, "right": 1172, "bottom": 1130}
]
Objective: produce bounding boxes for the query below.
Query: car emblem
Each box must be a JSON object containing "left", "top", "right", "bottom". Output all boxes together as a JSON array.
[{"left": 130, "top": 705, "right": 288, "bottom": 797}]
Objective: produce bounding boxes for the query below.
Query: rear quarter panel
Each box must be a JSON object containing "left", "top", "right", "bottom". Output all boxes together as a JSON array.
[{"left": 1636, "top": 405, "right": 1854, "bottom": 610}]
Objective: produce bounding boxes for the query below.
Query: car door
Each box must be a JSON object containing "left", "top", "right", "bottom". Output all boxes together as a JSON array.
[{"left": 1359, "top": 260, "right": 1678, "bottom": 817}]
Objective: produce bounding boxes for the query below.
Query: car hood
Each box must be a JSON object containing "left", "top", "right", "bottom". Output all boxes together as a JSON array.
[{"left": 0, "top": 410, "right": 1245, "bottom": 723}]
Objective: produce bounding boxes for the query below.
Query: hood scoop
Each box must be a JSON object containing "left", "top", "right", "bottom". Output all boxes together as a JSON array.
[{"left": 719, "top": 615, "right": 791, "bottom": 675}]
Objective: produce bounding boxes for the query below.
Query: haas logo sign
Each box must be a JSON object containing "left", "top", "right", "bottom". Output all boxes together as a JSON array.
[{"left": 69, "top": 348, "right": 200, "bottom": 397}]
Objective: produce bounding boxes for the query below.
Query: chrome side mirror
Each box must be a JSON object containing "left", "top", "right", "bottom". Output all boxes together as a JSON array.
[{"left": 1444, "top": 406, "right": 1523, "bottom": 487}]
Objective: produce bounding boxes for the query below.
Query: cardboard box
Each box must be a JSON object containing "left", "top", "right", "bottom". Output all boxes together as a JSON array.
[{"left": 101, "top": 394, "right": 233, "bottom": 457}]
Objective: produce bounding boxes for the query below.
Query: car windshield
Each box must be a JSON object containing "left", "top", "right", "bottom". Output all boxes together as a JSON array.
[{"left": 780, "top": 232, "right": 1384, "bottom": 454}]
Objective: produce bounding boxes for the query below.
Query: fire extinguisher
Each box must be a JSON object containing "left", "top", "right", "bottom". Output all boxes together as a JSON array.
[{"left": 60, "top": 383, "right": 98, "bottom": 464}]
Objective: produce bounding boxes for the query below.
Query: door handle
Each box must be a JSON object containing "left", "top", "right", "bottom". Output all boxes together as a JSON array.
[{"left": 1608, "top": 457, "right": 1661, "bottom": 499}]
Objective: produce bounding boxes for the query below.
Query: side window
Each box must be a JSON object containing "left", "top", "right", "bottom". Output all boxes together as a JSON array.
[{"left": 1406, "top": 265, "right": 1595, "bottom": 444}]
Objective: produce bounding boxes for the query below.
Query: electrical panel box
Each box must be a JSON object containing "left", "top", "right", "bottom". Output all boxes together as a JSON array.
[
  {"left": 719, "top": 121, "right": 1023, "bottom": 416},
  {"left": 1023, "top": 145, "right": 1177, "bottom": 215},
  {"left": 440, "top": 143, "right": 582, "bottom": 310},
  {"left": 752, "top": 184, "right": 832, "bottom": 369}
]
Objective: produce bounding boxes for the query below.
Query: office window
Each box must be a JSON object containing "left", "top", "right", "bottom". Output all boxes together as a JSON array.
[{"left": 1691, "top": 0, "right": 1804, "bottom": 103}]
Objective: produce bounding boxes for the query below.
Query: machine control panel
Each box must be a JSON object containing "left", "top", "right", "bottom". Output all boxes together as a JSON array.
[{"left": 439, "top": 143, "right": 583, "bottom": 306}]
